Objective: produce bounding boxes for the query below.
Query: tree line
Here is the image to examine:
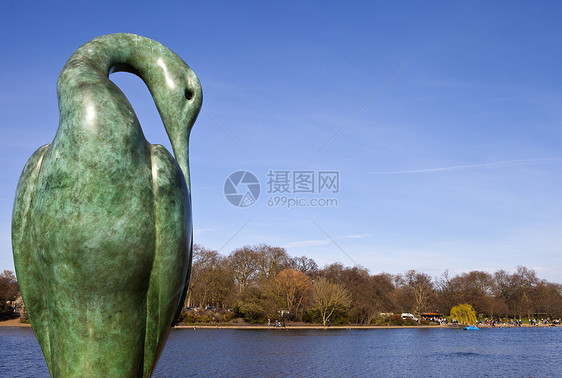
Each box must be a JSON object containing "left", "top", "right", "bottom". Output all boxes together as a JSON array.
[
  {"left": 2, "top": 244, "right": 561, "bottom": 325},
  {"left": 185, "top": 244, "right": 562, "bottom": 325}
]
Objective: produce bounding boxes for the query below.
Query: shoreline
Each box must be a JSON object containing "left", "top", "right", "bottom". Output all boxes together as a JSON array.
[
  {"left": 0, "top": 318, "right": 31, "bottom": 328},
  {"left": 174, "top": 323, "right": 560, "bottom": 330},
  {"left": 175, "top": 324, "right": 443, "bottom": 330},
  {"left": 1, "top": 318, "right": 558, "bottom": 330}
]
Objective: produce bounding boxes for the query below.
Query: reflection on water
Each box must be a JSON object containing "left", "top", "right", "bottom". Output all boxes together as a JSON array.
[{"left": 1, "top": 327, "right": 560, "bottom": 377}]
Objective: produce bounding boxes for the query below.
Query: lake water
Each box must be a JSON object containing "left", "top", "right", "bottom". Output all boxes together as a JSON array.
[{"left": 1, "top": 326, "right": 560, "bottom": 377}]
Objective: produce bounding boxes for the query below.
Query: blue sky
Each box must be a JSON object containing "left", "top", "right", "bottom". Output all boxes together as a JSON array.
[{"left": 1, "top": 1, "right": 561, "bottom": 282}]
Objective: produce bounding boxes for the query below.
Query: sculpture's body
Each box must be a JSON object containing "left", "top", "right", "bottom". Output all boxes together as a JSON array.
[{"left": 12, "top": 34, "right": 202, "bottom": 377}]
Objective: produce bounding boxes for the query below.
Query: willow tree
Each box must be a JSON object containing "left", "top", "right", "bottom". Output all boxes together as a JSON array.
[{"left": 450, "top": 303, "right": 477, "bottom": 325}]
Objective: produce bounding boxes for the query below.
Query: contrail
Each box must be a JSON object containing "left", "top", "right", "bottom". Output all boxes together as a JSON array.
[{"left": 370, "top": 158, "right": 562, "bottom": 175}]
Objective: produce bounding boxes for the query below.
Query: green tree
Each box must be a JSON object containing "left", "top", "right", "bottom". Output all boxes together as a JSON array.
[{"left": 450, "top": 303, "right": 477, "bottom": 325}]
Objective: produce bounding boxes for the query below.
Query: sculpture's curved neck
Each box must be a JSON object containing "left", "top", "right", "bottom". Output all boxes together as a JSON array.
[
  {"left": 56, "top": 33, "right": 201, "bottom": 192},
  {"left": 58, "top": 34, "right": 168, "bottom": 94}
]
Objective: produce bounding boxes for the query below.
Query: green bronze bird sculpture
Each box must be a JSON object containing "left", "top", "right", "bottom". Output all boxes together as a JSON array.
[{"left": 11, "top": 33, "right": 202, "bottom": 377}]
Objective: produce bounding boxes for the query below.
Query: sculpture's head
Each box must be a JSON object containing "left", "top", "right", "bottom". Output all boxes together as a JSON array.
[
  {"left": 64, "top": 33, "right": 202, "bottom": 187},
  {"left": 146, "top": 47, "right": 203, "bottom": 188}
]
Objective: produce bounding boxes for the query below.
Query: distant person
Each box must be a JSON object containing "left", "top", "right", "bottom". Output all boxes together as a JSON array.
[{"left": 268, "top": 318, "right": 271, "bottom": 327}]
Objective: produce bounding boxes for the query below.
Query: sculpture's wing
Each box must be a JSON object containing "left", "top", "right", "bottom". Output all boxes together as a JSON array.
[
  {"left": 172, "top": 230, "right": 192, "bottom": 325},
  {"left": 143, "top": 144, "right": 192, "bottom": 377},
  {"left": 11, "top": 144, "right": 52, "bottom": 370}
]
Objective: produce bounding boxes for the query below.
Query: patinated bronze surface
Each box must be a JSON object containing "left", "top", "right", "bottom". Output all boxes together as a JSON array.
[{"left": 12, "top": 33, "right": 202, "bottom": 377}]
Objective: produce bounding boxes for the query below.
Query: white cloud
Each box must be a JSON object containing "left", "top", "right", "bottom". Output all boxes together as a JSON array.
[
  {"left": 369, "top": 158, "right": 562, "bottom": 175},
  {"left": 193, "top": 227, "right": 215, "bottom": 236},
  {"left": 284, "top": 240, "right": 330, "bottom": 248},
  {"left": 344, "top": 233, "right": 373, "bottom": 239}
]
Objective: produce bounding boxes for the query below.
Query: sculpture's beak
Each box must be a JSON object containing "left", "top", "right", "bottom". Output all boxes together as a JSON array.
[{"left": 169, "top": 74, "right": 202, "bottom": 193}]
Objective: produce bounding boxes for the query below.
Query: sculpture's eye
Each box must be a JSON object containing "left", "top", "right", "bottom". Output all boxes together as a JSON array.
[{"left": 184, "top": 88, "right": 194, "bottom": 101}]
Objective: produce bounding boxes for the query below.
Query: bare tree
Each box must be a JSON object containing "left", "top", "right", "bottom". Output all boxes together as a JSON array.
[
  {"left": 255, "top": 244, "right": 290, "bottom": 282},
  {"left": 371, "top": 273, "right": 399, "bottom": 316},
  {"left": 0, "top": 270, "right": 19, "bottom": 300},
  {"left": 493, "top": 269, "right": 516, "bottom": 317},
  {"left": 435, "top": 270, "right": 459, "bottom": 315},
  {"left": 534, "top": 281, "right": 562, "bottom": 318},
  {"left": 288, "top": 256, "right": 319, "bottom": 278},
  {"left": 273, "top": 269, "right": 312, "bottom": 320},
  {"left": 453, "top": 271, "right": 495, "bottom": 316},
  {"left": 311, "top": 278, "right": 351, "bottom": 325},
  {"left": 320, "top": 262, "right": 345, "bottom": 283},
  {"left": 0, "top": 270, "right": 19, "bottom": 319},
  {"left": 228, "top": 246, "right": 261, "bottom": 293},
  {"left": 512, "top": 266, "right": 539, "bottom": 320},
  {"left": 404, "top": 270, "right": 435, "bottom": 320},
  {"left": 188, "top": 245, "right": 234, "bottom": 308},
  {"left": 341, "top": 266, "right": 373, "bottom": 324}
]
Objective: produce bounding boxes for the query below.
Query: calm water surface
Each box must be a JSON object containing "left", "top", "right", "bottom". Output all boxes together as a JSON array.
[{"left": 1, "top": 327, "right": 560, "bottom": 377}]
